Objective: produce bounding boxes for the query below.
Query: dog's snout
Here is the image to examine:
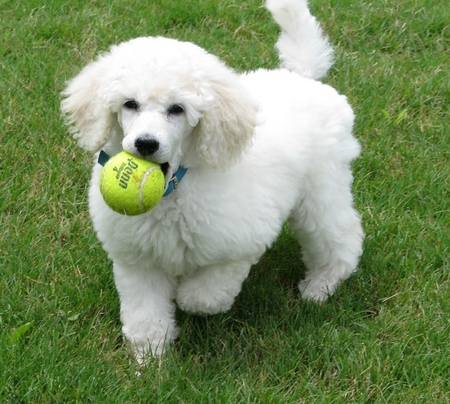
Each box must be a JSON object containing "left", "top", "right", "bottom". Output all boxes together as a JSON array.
[{"left": 135, "top": 137, "right": 159, "bottom": 156}]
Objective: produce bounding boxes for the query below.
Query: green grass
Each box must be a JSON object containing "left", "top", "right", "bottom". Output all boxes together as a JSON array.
[{"left": 1, "top": 0, "right": 449, "bottom": 402}]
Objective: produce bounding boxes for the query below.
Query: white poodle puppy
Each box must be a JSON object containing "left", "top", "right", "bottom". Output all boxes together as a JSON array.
[{"left": 62, "top": 0, "right": 364, "bottom": 361}]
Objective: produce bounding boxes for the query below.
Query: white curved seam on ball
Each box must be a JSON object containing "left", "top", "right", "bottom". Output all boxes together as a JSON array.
[{"left": 139, "top": 166, "right": 159, "bottom": 213}]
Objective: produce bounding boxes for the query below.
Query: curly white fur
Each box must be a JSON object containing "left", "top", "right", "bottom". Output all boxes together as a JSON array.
[{"left": 61, "top": 0, "right": 364, "bottom": 361}]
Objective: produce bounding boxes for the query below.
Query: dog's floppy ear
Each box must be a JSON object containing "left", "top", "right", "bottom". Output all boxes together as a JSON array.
[
  {"left": 61, "top": 58, "right": 116, "bottom": 153},
  {"left": 193, "top": 68, "right": 260, "bottom": 169}
]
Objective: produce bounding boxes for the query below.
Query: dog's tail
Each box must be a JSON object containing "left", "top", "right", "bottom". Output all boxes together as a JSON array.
[{"left": 266, "top": 0, "right": 333, "bottom": 79}]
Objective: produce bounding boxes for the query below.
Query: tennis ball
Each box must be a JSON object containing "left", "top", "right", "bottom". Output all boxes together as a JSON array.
[{"left": 99, "top": 151, "right": 165, "bottom": 215}]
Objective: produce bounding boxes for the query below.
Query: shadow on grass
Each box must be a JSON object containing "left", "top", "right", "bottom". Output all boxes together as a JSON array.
[{"left": 173, "top": 226, "right": 383, "bottom": 361}]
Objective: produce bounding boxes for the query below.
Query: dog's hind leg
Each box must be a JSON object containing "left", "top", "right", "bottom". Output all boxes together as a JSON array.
[
  {"left": 289, "top": 170, "right": 364, "bottom": 302},
  {"left": 176, "top": 262, "right": 252, "bottom": 315}
]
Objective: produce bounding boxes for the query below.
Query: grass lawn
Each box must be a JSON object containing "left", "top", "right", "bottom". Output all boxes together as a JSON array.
[{"left": 1, "top": 0, "right": 449, "bottom": 402}]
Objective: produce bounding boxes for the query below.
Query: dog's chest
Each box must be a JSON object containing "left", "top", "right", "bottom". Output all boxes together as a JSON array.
[
  {"left": 97, "top": 200, "right": 227, "bottom": 275},
  {"left": 90, "top": 165, "right": 285, "bottom": 276},
  {"left": 143, "top": 200, "right": 240, "bottom": 273}
]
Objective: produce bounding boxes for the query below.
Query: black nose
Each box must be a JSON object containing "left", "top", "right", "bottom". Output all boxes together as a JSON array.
[{"left": 135, "top": 137, "right": 159, "bottom": 156}]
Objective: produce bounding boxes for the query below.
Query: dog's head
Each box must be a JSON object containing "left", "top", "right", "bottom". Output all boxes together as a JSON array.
[{"left": 61, "top": 37, "right": 259, "bottom": 180}]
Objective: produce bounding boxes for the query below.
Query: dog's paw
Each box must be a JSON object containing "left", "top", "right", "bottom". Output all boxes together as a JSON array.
[
  {"left": 129, "top": 341, "right": 165, "bottom": 365},
  {"left": 176, "top": 280, "right": 235, "bottom": 315},
  {"left": 122, "top": 323, "right": 178, "bottom": 363},
  {"left": 299, "top": 278, "right": 336, "bottom": 303},
  {"left": 176, "top": 263, "right": 249, "bottom": 315}
]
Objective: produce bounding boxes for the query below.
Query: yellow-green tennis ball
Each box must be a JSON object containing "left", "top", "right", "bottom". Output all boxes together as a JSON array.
[{"left": 99, "top": 151, "right": 165, "bottom": 215}]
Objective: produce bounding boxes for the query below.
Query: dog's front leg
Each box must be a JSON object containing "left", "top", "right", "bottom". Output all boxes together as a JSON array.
[
  {"left": 112, "top": 261, "right": 178, "bottom": 362},
  {"left": 176, "top": 261, "right": 252, "bottom": 315}
]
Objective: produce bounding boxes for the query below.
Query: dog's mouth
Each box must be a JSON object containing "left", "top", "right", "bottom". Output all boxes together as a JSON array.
[
  {"left": 161, "top": 162, "right": 170, "bottom": 177},
  {"left": 161, "top": 162, "right": 171, "bottom": 188}
]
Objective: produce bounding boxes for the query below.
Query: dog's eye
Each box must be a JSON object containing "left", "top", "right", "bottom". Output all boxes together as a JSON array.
[
  {"left": 168, "top": 104, "right": 184, "bottom": 114},
  {"left": 124, "top": 100, "right": 139, "bottom": 110}
]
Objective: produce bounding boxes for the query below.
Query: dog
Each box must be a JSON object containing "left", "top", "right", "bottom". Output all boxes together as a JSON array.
[{"left": 61, "top": 0, "right": 364, "bottom": 362}]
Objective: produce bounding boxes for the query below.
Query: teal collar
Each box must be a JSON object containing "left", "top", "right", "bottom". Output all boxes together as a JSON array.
[
  {"left": 97, "top": 150, "right": 187, "bottom": 197},
  {"left": 163, "top": 165, "right": 188, "bottom": 197},
  {"left": 98, "top": 149, "right": 111, "bottom": 166}
]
